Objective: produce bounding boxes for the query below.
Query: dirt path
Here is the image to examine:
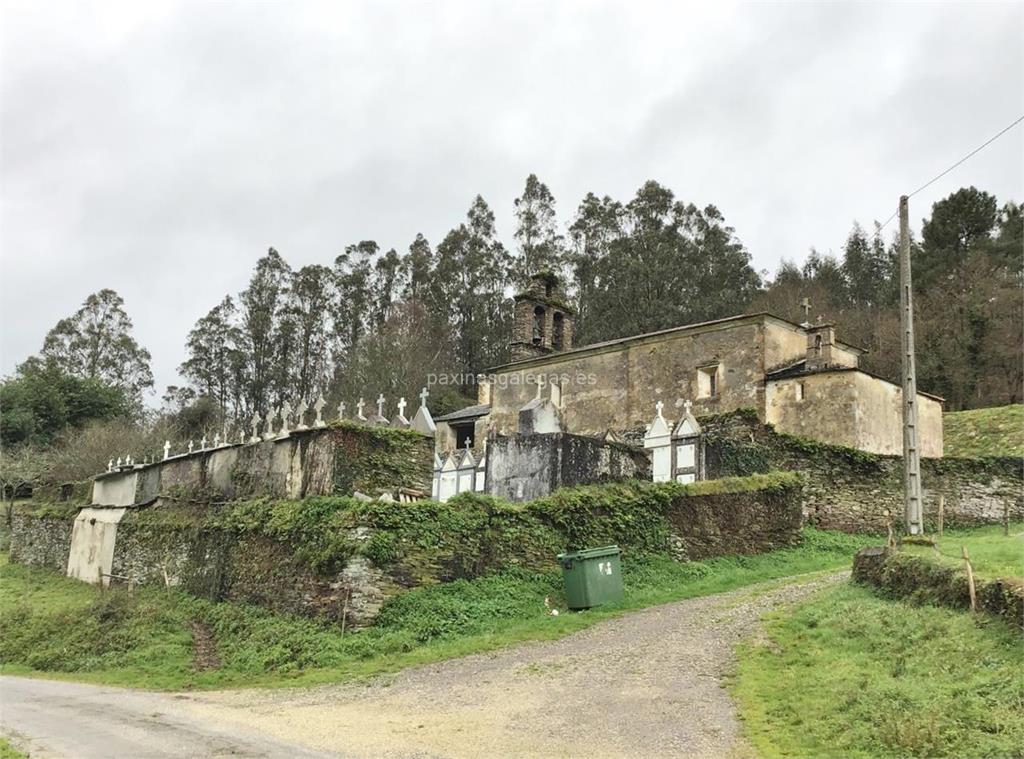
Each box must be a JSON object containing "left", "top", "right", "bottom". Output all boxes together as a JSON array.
[{"left": 177, "top": 572, "right": 843, "bottom": 759}]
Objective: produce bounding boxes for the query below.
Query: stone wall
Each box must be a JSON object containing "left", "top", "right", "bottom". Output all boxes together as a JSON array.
[
  {"left": 10, "top": 473, "right": 804, "bottom": 628},
  {"left": 485, "top": 432, "right": 647, "bottom": 501},
  {"left": 703, "top": 409, "right": 1022, "bottom": 532},
  {"left": 91, "top": 423, "right": 434, "bottom": 506},
  {"left": 9, "top": 510, "right": 74, "bottom": 571}
]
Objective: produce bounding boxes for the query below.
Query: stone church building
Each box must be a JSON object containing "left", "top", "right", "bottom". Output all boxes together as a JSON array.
[{"left": 434, "top": 273, "right": 943, "bottom": 465}]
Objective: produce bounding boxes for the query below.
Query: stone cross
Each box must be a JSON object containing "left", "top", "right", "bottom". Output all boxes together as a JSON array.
[
  {"left": 534, "top": 373, "right": 547, "bottom": 400},
  {"left": 313, "top": 395, "right": 326, "bottom": 426},
  {"left": 356, "top": 397, "right": 366, "bottom": 420},
  {"left": 280, "top": 401, "right": 292, "bottom": 435},
  {"left": 683, "top": 399, "right": 693, "bottom": 416},
  {"left": 200, "top": 435, "right": 208, "bottom": 450},
  {"left": 464, "top": 438, "right": 472, "bottom": 450},
  {"left": 295, "top": 400, "right": 309, "bottom": 430},
  {"left": 800, "top": 297, "right": 811, "bottom": 323},
  {"left": 116, "top": 457, "right": 123, "bottom": 467},
  {"left": 397, "top": 397, "right": 407, "bottom": 418},
  {"left": 655, "top": 400, "right": 665, "bottom": 418},
  {"left": 213, "top": 433, "right": 221, "bottom": 447},
  {"left": 126, "top": 454, "right": 133, "bottom": 466},
  {"left": 163, "top": 441, "right": 171, "bottom": 460},
  {"left": 188, "top": 440, "right": 194, "bottom": 454},
  {"left": 108, "top": 459, "right": 114, "bottom": 472},
  {"left": 376, "top": 393, "right": 386, "bottom": 418},
  {"left": 419, "top": 387, "right": 429, "bottom": 407},
  {"left": 264, "top": 408, "right": 277, "bottom": 439},
  {"left": 240, "top": 430, "right": 246, "bottom": 445},
  {"left": 337, "top": 400, "right": 346, "bottom": 420},
  {"left": 250, "top": 413, "right": 260, "bottom": 442}
]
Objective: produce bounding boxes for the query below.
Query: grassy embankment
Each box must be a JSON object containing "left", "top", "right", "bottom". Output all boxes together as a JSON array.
[
  {"left": 900, "top": 522, "right": 1024, "bottom": 578},
  {"left": 0, "top": 527, "right": 874, "bottom": 691},
  {"left": 943, "top": 404, "right": 1024, "bottom": 458},
  {"left": 734, "top": 525, "right": 1024, "bottom": 759},
  {"left": 0, "top": 738, "right": 27, "bottom": 759}
]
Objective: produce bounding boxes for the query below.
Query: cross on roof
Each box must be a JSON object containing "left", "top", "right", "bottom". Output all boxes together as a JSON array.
[
  {"left": 419, "top": 387, "right": 429, "bottom": 406},
  {"left": 683, "top": 399, "right": 693, "bottom": 415},
  {"left": 356, "top": 398, "right": 365, "bottom": 415},
  {"left": 655, "top": 400, "right": 665, "bottom": 417},
  {"left": 397, "top": 397, "right": 407, "bottom": 417},
  {"left": 800, "top": 297, "right": 811, "bottom": 323}
]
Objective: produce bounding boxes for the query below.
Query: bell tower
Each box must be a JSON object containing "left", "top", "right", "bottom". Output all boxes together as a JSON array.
[{"left": 510, "top": 272, "right": 575, "bottom": 360}]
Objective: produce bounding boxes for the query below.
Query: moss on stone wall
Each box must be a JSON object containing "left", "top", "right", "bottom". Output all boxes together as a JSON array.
[
  {"left": 328, "top": 422, "right": 433, "bottom": 495},
  {"left": 9, "top": 471, "right": 805, "bottom": 627},
  {"left": 700, "top": 409, "right": 1023, "bottom": 533}
]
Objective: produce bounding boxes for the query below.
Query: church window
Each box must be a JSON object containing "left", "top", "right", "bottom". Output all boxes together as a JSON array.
[
  {"left": 452, "top": 422, "right": 474, "bottom": 450},
  {"left": 697, "top": 364, "right": 719, "bottom": 399},
  {"left": 813, "top": 334, "right": 822, "bottom": 355},
  {"left": 796, "top": 381, "right": 805, "bottom": 401},
  {"left": 532, "top": 306, "right": 545, "bottom": 345},
  {"left": 552, "top": 312, "right": 564, "bottom": 350}
]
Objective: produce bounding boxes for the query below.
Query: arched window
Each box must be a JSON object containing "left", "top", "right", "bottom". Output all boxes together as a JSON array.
[
  {"left": 814, "top": 334, "right": 822, "bottom": 355},
  {"left": 552, "top": 312, "right": 564, "bottom": 350},
  {"left": 532, "top": 306, "right": 545, "bottom": 344}
]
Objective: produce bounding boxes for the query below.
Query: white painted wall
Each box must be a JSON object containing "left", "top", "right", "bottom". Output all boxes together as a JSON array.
[{"left": 66, "top": 507, "right": 126, "bottom": 586}]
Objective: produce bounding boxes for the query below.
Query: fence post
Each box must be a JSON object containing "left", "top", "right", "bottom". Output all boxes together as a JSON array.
[
  {"left": 962, "top": 546, "right": 977, "bottom": 613},
  {"left": 937, "top": 495, "right": 944, "bottom": 539}
]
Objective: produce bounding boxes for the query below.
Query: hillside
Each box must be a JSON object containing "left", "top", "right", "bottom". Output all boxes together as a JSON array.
[{"left": 944, "top": 405, "right": 1024, "bottom": 458}]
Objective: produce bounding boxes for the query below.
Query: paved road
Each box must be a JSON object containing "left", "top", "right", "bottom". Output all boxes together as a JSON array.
[
  {"left": 0, "top": 677, "right": 336, "bottom": 758},
  {"left": 1, "top": 573, "right": 840, "bottom": 759}
]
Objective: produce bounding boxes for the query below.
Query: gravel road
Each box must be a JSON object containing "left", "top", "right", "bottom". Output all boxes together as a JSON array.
[
  {"left": 180, "top": 573, "right": 841, "bottom": 759},
  {"left": 1, "top": 572, "right": 840, "bottom": 759}
]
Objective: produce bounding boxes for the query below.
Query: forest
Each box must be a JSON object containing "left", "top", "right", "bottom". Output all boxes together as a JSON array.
[{"left": 2, "top": 178, "right": 1020, "bottom": 491}]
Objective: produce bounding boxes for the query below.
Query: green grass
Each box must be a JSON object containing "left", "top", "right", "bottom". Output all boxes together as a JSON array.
[
  {"left": 0, "top": 738, "right": 26, "bottom": 759},
  {"left": 944, "top": 404, "right": 1024, "bottom": 458},
  {"left": 903, "top": 523, "right": 1024, "bottom": 579},
  {"left": 0, "top": 528, "right": 875, "bottom": 691},
  {"left": 734, "top": 583, "right": 1024, "bottom": 759}
]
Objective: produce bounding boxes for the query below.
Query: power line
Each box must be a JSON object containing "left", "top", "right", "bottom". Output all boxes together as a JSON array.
[{"left": 875, "top": 114, "right": 1024, "bottom": 233}]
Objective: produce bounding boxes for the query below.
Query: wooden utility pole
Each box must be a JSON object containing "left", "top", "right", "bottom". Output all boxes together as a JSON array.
[{"left": 899, "top": 196, "right": 923, "bottom": 535}]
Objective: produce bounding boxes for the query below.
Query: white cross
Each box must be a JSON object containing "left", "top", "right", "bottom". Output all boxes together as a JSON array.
[
  {"left": 108, "top": 458, "right": 114, "bottom": 472},
  {"left": 314, "top": 395, "right": 326, "bottom": 426},
  {"left": 376, "top": 393, "right": 385, "bottom": 417},
  {"left": 213, "top": 433, "right": 221, "bottom": 447},
  {"left": 356, "top": 398, "right": 366, "bottom": 418},
  {"left": 265, "top": 408, "right": 277, "bottom": 437},
  {"left": 464, "top": 438, "right": 473, "bottom": 450},
  {"left": 280, "top": 401, "right": 292, "bottom": 434},
  {"left": 251, "top": 413, "right": 260, "bottom": 440},
  {"left": 655, "top": 400, "right": 665, "bottom": 417},
  {"left": 116, "top": 457, "right": 123, "bottom": 467},
  {"left": 338, "top": 400, "right": 346, "bottom": 419},
  {"left": 683, "top": 399, "right": 693, "bottom": 415},
  {"left": 800, "top": 297, "right": 811, "bottom": 323},
  {"left": 295, "top": 400, "right": 309, "bottom": 428},
  {"left": 163, "top": 441, "right": 171, "bottom": 460},
  {"left": 534, "top": 373, "right": 546, "bottom": 400},
  {"left": 397, "top": 397, "right": 407, "bottom": 418},
  {"left": 419, "top": 387, "right": 429, "bottom": 406},
  {"left": 188, "top": 440, "right": 194, "bottom": 454},
  {"left": 200, "top": 436, "right": 208, "bottom": 449},
  {"left": 125, "top": 454, "right": 132, "bottom": 466}
]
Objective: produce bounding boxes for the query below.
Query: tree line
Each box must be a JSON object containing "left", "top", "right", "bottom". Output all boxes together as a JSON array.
[{"left": 1, "top": 181, "right": 1020, "bottom": 490}]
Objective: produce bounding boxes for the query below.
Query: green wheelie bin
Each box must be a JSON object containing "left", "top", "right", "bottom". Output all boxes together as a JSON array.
[{"left": 557, "top": 545, "right": 624, "bottom": 609}]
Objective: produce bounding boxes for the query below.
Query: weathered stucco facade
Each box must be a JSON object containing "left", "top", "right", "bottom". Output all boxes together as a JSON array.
[{"left": 765, "top": 369, "right": 943, "bottom": 457}]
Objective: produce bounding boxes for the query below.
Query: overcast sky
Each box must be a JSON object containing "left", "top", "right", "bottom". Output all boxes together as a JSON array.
[{"left": 2, "top": 0, "right": 1022, "bottom": 401}]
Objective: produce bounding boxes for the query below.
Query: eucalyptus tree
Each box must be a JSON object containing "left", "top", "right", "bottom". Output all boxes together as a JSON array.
[{"left": 41, "top": 288, "right": 153, "bottom": 400}]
